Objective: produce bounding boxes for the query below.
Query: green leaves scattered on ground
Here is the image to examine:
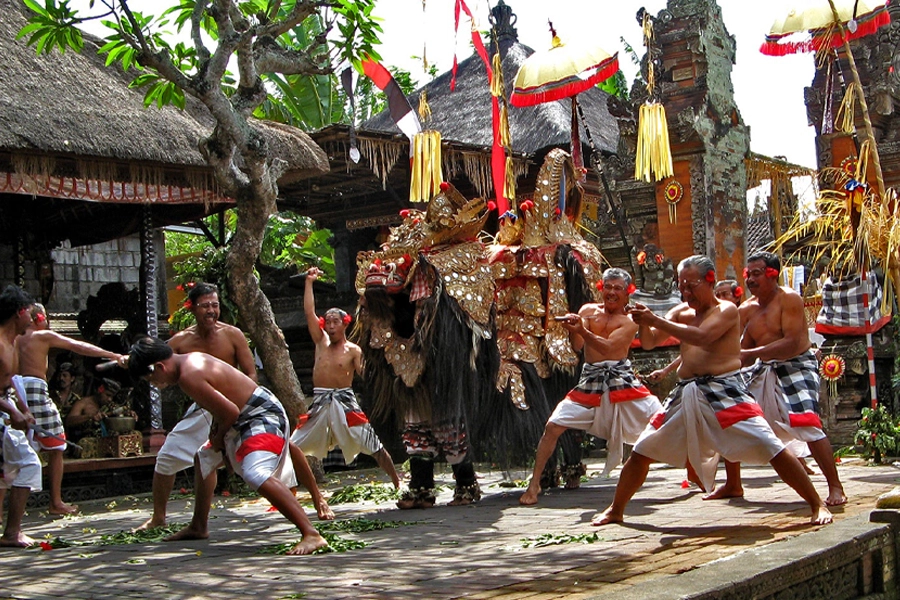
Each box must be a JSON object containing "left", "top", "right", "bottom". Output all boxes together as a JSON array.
[
  {"left": 498, "top": 480, "right": 529, "bottom": 488},
  {"left": 98, "top": 524, "right": 187, "bottom": 545},
  {"left": 259, "top": 531, "right": 367, "bottom": 556},
  {"left": 316, "top": 517, "right": 414, "bottom": 534},
  {"left": 259, "top": 518, "right": 417, "bottom": 555},
  {"left": 521, "top": 532, "right": 603, "bottom": 548},
  {"left": 328, "top": 483, "right": 401, "bottom": 505}
]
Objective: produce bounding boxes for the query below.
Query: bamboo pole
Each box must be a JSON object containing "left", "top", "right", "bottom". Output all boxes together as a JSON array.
[{"left": 827, "top": 0, "right": 885, "bottom": 197}]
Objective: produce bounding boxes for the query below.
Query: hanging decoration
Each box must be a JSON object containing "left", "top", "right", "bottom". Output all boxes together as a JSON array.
[
  {"left": 634, "top": 12, "right": 673, "bottom": 183},
  {"left": 410, "top": 130, "right": 443, "bottom": 204},
  {"left": 819, "top": 354, "right": 846, "bottom": 398},
  {"left": 663, "top": 179, "right": 683, "bottom": 224}
]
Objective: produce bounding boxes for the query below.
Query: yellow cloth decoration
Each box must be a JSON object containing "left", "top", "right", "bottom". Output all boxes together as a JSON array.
[
  {"left": 635, "top": 102, "right": 673, "bottom": 182},
  {"left": 410, "top": 130, "right": 443, "bottom": 204}
]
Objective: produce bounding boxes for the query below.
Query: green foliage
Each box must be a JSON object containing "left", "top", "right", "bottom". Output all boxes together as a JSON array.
[
  {"left": 261, "top": 213, "right": 335, "bottom": 281},
  {"left": 169, "top": 245, "right": 237, "bottom": 330},
  {"left": 22, "top": 0, "right": 383, "bottom": 112},
  {"left": 521, "top": 531, "right": 603, "bottom": 548},
  {"left": 327, "top": 483, "right": 402, "bottom": 505},
  {"left": 598, "top": 70, "right": 629, "bottom": 101},
  {"left": 854, "top": 405, "right": 900, "bottom": 464},
  {"left": 315, "top": 517, "right": 414, "bottom": 534},
  {"left": 98, "top": 524, "right": 188, "bottom": 545}
]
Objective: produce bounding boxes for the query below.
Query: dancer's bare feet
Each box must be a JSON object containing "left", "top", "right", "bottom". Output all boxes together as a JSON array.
[
  {"left": 48, "top": 502, "right": 79, "bottom": 516},
  {"left": 518, "top": 486, "right": 540, "bottom": 506},
  {"left": 825, "top": 488, "right": 847, "bottom": 507},
  {"left": 0, "top": 533, "right": 36, "bottom": 548},
  {"left": 591, "top": 507, "right": 623, "bottom": 526},
  {"left": 134, "top": 515, "right": 166, "bottom": 532},
  {"left": 811, "top": 506, "right": 833, "bottom": 525},
  {"left": 164, "top": 524, "right": 209, "bottom": 542},
  {"left": 315, "top": 499, "right": 335, "bottom": 521},
  {"left": 702, "top": 483, "right": 744, "bottom": 500},
  {"left": 286, "top": 532, "right": 328, "bottom": 555}
]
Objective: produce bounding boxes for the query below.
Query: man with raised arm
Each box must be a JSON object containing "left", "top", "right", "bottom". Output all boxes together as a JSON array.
[
  {"left": 127, "top": 336, "right": 327, "bottom": 555},
  {"left": 0, "top": 286, "right": 43, "bottom": 547},
  {"left": 138, "top": 282, "right": 332, "bottom": 531},
  {"left": 703, "top": 252, "right": 846, "bottom": 505},
  {"left": 519, "top": 268, "right": 661, "bottom": 505},
  {"left": 15, "top": 303, "right": 125, "bottom": 515},
  {"left": 291, "top": 267, "right": 399, "bottom": 489},
  {"left": 592, "top": 255, "right": 832, "bottom": 527}
]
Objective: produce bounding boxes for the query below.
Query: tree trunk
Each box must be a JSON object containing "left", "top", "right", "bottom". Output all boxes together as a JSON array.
[{"left": 227, "top": 186, "right": 305, "bottom": 427}]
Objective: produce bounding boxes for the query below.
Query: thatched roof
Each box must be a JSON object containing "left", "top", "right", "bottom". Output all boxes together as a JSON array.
[
  {"left": 362, "top": 38, "right": 619, "bottom": 157},
  {"left": 0, "top": 0, "right": 328, "bottom": 247}
]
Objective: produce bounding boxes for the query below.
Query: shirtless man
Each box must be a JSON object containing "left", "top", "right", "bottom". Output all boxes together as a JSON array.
[
  {"left": 138, "top": 282, "right": 332, "bottom": 531},
  {"left": 127, "top": 336, "right": 327, "bottom": 555},
  {"left": 16, "top": 303, "right": 125, "bottom": 515},
  {"left": 66, "top": 378, "right": 132, "bottom": 441},
  {"left": 291, "top": 268, "right": 399, "bottom": 489},
  {"left": 704, "top": 252, "right": 846, "bottom": 506},
  {"left": 0, "top": 285, "right": 43, "bottom": 547},
  {"left": 519, "top": 268, "right": 661, "bottom": 505},
  {"left": 592, "top": 255, "right": 831, "bottom": 527}
]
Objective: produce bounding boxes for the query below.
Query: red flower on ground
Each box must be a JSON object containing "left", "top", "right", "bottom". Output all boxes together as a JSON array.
[{"left": 39, "top": 542, "right": 53, "bottom": 551}]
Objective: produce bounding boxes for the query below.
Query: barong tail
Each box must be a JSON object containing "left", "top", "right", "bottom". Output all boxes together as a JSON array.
[
  {"left": 635, "top": 371, "right": 784, "bottom": 493},
  {"left": 744, "top": 349, "right": 826, "bottom": 442},
  {"left": 17, "top": 375, "right": 66, "bottom": 450},
  {"left": 198, "top": 387, "right": 296, "bottom": 490},
  {"left": 553, "top": 360, "right": 661, "bottom": 476},
  {"left": 291, "top": 387, "right": 383, "bottom": 463}
]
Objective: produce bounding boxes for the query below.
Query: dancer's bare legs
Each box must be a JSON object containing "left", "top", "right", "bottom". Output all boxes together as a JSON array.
[
  {"left": 289, "top": 443, "right": 334, "bottom": 520},
  {"left": 0, "top": 487, "right": 35, "bottom": 548},
  {"left": 373, "top": 448, "right": 400, "bottom": 489},
  {"left": 259, "top": 476, "right": 327, "bottom": 555},
  {"left": 703, "top": 460, "right": 743, "bottom": 500},
  {"left": 46, "top": 451, "right": 78, "bottom": 515},
  {"left": 136, "top": 471, "right": 176, "bottom": 530},
  {"left": 520, "top": 422, "right": 566, "bottom": 505},
  {"left": 165, "top": 457, "right": 216, "bottom": 542},
  {"left": 808, "top": 438, "right": 846, "bottom": 506},
  {"left": 768, "top": 448, "right": 832, "bottom": 524},
  {"left": 592, "top": 452, "right": 653, "bottom": 526}
]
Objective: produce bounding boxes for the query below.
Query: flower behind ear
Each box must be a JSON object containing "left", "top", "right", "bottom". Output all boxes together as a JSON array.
[
  {"left": 318, "top": 317, "right": 325, "bottom": 329},
  {"left": 705, "top": 270, "right": 716, "bottom": 283}
]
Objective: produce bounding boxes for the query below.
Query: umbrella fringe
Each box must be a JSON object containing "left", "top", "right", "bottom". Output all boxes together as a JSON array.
[
  {"left": 509, "top": 58, "right": 619, "bottom": 108},
  {"left": 760, "top": 5, "right": 890, "bottom": 56}
]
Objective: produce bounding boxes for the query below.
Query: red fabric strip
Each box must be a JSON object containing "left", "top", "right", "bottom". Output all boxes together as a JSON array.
[
  {"left": 345, "top": 411, "right": 370, "bottom": 427},
  {"left": 236, "top": 433, "right": 286, "bottom": 462},
  {"left": 814, "top": 314, "right": 891, "bottom": 335},
  {"left": 609, "top": 386, "right": 654, "bottom": 403},
  {"left": 565, "top": 389, "right": 601, "bottom": 407},
  {"left": 789, "top": 412, "right": 823, "bottom": 429},
  {"left": 715, "top": 402, "right": 765, "bottom": 429},
  {"left": 295, "top": 413, "right": 309, "bottom": 430},
  {"left": 649, "top": 410, "right": 666, "bottom": 430}
]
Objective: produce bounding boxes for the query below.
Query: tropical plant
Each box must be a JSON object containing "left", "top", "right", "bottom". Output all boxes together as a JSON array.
[
  {"left": 21, "top": 0, "right": 383, "bottom": 419},
  {"left": 854, "top": 405, "right": 900, "bottom": 464}
]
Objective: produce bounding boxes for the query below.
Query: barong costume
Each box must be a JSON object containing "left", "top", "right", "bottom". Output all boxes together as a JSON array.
[
  {"left": 196, "top": 387, "right": 296, "bottom": 491},
  {"left": 16, "top": 375, "right": 66, "bottom": 451},
  {"left": 634, "top": 371, "right": 785, "bottom": 493},
  {"left": 551, "top": 359, "right": 661, "bottom": 476},
  {"left": 155, "top": 403, "right": 212, "bottom": 476},
  {"left": 290, "top": 387, "right": 384, "bottom": 463},
  {"left": 744, "top": 349, "right": 826, "bottom": 445}
]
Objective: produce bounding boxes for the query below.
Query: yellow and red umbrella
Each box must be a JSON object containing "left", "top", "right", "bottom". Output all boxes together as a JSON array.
[
  {"left": 761, "top": 0, "right": 890, "bottom": 56},
  {"left": 510, "top": 34, "right": 618, "bottom": 107}
]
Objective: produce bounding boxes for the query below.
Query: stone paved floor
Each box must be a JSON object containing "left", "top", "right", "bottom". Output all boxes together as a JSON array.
[{"left": 0, "top": 457, "right": 898, "bottom": 599}]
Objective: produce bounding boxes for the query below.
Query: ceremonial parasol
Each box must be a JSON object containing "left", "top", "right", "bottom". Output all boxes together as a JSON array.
[
  {"left": 509, "top": 24, "right": 632, "bottom": 263},
  {"left": 760, "top": 0, "right": 891, "bottom": 196},
  {"left": 761, "top": 0, "right": 892, "bottom": 407}
]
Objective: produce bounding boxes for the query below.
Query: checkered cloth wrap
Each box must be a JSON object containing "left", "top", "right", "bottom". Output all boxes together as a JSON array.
[
  {"left": 197, "top": 387, "right": 296, "bottom": 489},
  {"left": 20, "top": 376, "right": 66, "bottom": 449},
  {"left": 744, "top": 349, "right": 824, "bottom": 434},
  {"left": 291, "top": 388, "right": 383, "bottom": 462},
  {"left": 653, "top": 372, "right": 765, "bottom": 431},
  {"left": 638, "top": 371, "right": 777, "bottom": 493},
  {"left": 409, "top": 265, "right": 432, "bottom": 301},
  {"left": 816, "top": 272, "right": 889, "bottom": 333},
  {"left": 564, "top": 360, "right": 655, "bottom": 407}
]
